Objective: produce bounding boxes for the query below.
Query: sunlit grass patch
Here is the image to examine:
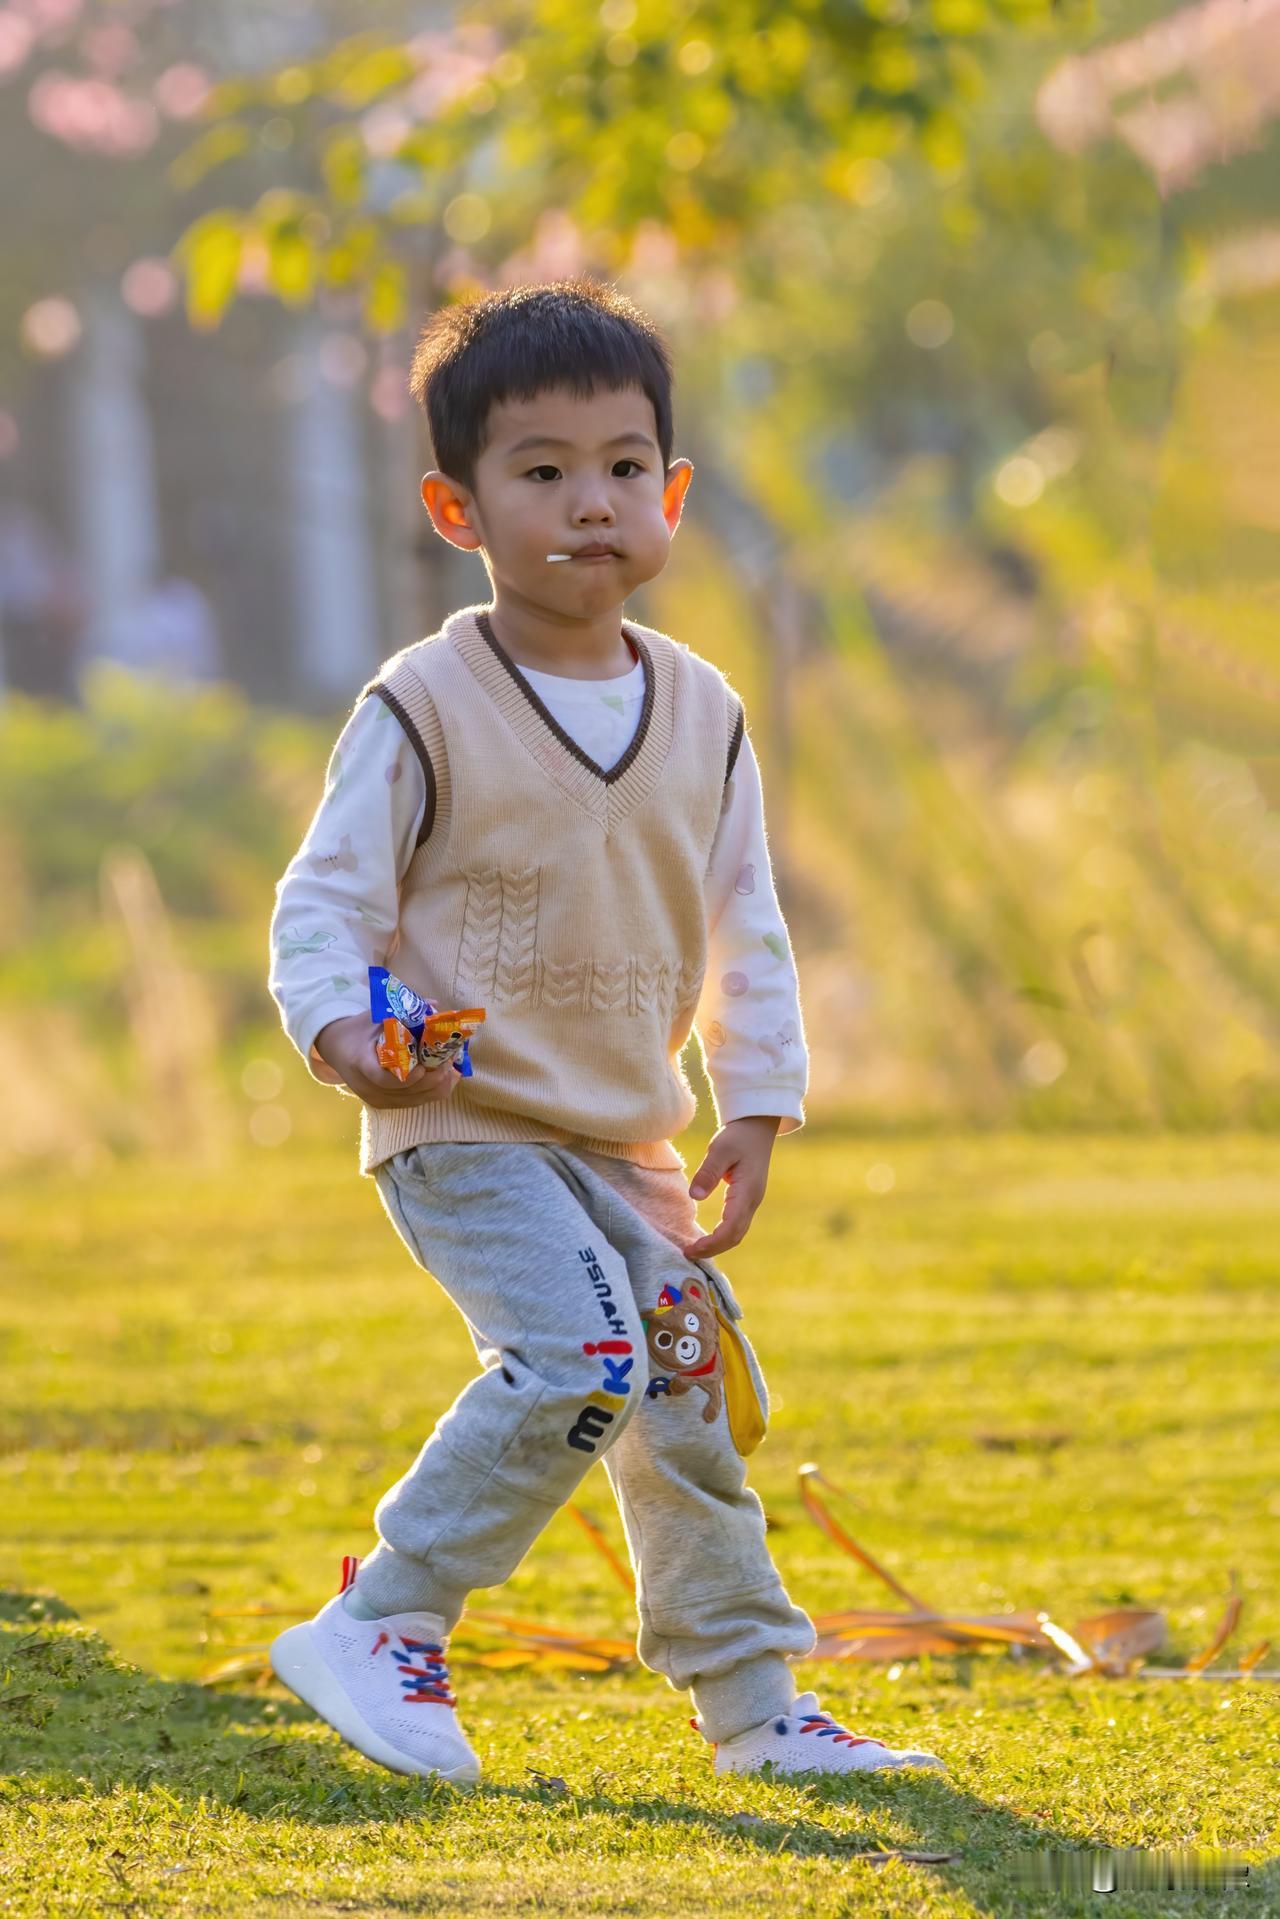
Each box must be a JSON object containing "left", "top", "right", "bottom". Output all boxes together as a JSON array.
[{"left": 2, "top": 1132, "right": 1277, "bottom": 1915}]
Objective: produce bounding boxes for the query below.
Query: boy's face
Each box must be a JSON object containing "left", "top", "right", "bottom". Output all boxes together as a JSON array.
[{"left": 421, "top": 383, "right": 692, "bottom": 615}]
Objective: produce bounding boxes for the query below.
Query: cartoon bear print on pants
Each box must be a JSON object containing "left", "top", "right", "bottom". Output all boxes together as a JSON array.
[{"left": 643, "top": 1280, "right": 723, "bottom": 1424}]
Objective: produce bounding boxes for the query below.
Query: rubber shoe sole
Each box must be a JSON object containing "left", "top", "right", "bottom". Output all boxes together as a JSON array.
[{"left": 270, "top": 1621, "right": 481, "bottom": 1786}]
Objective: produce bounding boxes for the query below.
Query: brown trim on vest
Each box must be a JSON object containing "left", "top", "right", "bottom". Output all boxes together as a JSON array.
[
  {"left": 726, "top": 698, "right": 744, "bottom": 786},
  {"left": 364, "top": 681, "right": 437, "bottom": 847},
  {"left": 475, "top": 608, "right": 654, "bottom": 786}
]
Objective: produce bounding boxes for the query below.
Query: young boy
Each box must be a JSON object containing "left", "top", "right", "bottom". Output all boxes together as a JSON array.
[{"left": 266, "top": 278, "right": 944, "bottom": 1787}]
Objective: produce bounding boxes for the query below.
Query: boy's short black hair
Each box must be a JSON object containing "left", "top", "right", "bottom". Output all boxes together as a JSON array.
[{"left": 408, "top": 277, "right": 674, "bottom": 496}]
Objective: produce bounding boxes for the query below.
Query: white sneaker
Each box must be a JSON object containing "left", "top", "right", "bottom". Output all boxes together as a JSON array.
[
  {"left": 700, "top": 1689, "right": 947, "bottom": 1777},
  {"left": 270, "top": 1568, "right": 480, "bottom": 1785}
]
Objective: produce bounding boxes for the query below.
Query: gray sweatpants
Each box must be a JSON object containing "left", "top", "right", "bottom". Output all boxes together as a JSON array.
[{"left": 353, "top": 1140, "right": 816, "bottom": 1743}]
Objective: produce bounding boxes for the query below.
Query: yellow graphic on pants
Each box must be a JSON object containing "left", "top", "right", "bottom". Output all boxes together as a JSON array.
[{"left": 714, "top": 1303, "right": 767, "bottom": 1456}]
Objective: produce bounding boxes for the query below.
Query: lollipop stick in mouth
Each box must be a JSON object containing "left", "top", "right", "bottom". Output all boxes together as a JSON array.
[{"left": 546, "top": 553, "right": 573, "bottom": 562}]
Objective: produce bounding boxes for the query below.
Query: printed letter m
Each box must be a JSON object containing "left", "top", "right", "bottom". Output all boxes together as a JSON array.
[{"left": 566, "top": 1403, "right": 615, "bottom": 1454}]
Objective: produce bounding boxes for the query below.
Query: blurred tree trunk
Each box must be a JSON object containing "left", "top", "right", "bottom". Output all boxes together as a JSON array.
[
  {"left": 285, "top": 311, "right": 378, "bottom": 708},
  {"left": 68, "top": 282, "right": 159, "bottom": 661},
  {"left": 376, "top": 353, "right": 425, "bottom": 654}
]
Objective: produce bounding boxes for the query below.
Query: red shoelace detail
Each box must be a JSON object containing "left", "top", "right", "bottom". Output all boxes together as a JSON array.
[
  {"left": 687, "top": 1710, "right": 883, "bottom": 1754},
  {"left": 798, "top": 1712, "right": 884, "bottom": 1748},
  {"left": 371, "top": 1632, "right": 456, "bottom": 1706}
]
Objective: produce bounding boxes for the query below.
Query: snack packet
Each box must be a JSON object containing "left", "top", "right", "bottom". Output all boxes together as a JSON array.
[{"left": 369, "top": 966, "right": 486, "bottom": 1082}]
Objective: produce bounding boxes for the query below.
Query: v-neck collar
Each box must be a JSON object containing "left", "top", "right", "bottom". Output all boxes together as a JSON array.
[
  {"left": 448, "top": 604, "right": 676, "bottom": 832},
  {"left": 474, "top": 608, "right": 653, "bottom": 784}
]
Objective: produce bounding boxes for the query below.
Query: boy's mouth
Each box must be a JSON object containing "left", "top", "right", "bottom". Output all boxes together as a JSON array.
[{"left": 544, "top": 545, "right": 623, "bottom": 565}]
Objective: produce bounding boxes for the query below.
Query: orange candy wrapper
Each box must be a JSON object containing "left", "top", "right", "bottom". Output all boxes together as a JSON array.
[{"left": 368, "top": 966, "right": 485, "bottom": 1083}]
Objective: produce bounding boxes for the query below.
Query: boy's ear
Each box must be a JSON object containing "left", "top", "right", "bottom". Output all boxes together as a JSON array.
[
  {"left": 421, "top": 471, "right": 483, "bottom": 552},
  {"left": 662, "top": 458, "right": 694, "bottom": 538}
]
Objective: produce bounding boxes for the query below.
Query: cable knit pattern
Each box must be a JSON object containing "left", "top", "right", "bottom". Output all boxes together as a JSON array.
[
  {"left": 525, "top": 951, "right": 703, "bottom": 1017},
  {"left": 454, "top": 864, "right": 543, "bottom": 1003}
]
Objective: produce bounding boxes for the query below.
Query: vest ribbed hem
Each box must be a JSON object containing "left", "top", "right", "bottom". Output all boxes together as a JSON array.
[{"left": 360, "top": 1093, "right": 684, "bottom": 1175}]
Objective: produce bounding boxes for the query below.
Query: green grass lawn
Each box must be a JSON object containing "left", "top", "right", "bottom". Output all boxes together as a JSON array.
[{"left": 2, "top": 1130, "right": 1277, "bottom": 1916}]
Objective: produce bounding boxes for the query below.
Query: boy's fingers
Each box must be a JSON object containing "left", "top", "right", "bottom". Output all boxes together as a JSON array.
[
  {"left": 351, "top": 1058, "right": 454, "bottom": 1106},
  {"left": 684, "top": 1222, "right": 742, "bottom": 1257},
  {"left": 689, "top": 1154, "right": 731, "bottom": 1200},
  {"left": 402, "top": 1060, "right": 457, "bottom": 1102},
  {"left": 685, "top": 1180, "right": 762, "bottom": 1257}
]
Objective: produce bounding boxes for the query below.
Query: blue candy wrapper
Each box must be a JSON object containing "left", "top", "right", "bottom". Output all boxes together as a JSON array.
[{"left": 369, "top": 966, "right": 485, "bottom": 1081}]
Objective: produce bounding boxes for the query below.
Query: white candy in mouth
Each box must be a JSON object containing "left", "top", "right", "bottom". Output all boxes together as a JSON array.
[{"left": 546, "top": 552, "right": 573, "bottom": 562}]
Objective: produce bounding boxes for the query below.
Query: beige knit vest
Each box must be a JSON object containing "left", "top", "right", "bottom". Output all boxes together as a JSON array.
[{"left": 355, "top": 602, "right": 744, "bottom": 1175}]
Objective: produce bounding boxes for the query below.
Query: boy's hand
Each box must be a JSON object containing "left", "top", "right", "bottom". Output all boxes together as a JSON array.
[
  {"left": 682, "top": 1116, "right": 782, "bottom": 1259},
  {"left": 314, "top": 1013, "right": 460, "bottom": 1109}
]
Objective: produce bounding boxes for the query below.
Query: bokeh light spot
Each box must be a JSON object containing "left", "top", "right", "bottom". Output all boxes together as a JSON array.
[
  {"left": 906, "top": 299, "right": 954, "bottom": 349},
  {"left": 121, "top": 257, "right": 177, "bottom": 318},
  {"left": 21, "top": 297, "right": 81, "bottom": 358},
  {"left": 665, "top": 130, "right": 704, "bottom": 171},
  {"left": 995, "top": 456, "right": 1044, "bottom": 508},
  {"left": 241, "top": 1058, "right": 284, "bottom": 1103},
  {"left": 1019, "top": 1040, "right": 1066, "bottom": 1087},
  {"left": 677, "top": 39, "right": 713, "bottom": 74},
  {"left": 443, "top": 193, "right": 491, "bottom": 243}
]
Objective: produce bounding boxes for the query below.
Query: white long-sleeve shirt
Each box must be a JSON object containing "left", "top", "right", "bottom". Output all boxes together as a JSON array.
[{"left": 268, "top": 649, "right": 808, "bottom": 1136}]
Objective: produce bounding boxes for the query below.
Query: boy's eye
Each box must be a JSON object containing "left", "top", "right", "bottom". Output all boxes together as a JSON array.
[{"left": 523, "top": 460, "right": 645, "bottom": 481}]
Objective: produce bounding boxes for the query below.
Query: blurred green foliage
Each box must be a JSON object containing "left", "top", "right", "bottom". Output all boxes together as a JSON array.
[
  {"left": 173, "top": 0, "right": 1070, "bottom": 333},
  {"left": 0, "top": 667, "right": 328, "bottom": 1034}
]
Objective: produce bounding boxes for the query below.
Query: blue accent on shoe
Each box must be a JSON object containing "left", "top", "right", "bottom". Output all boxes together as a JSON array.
[{"left": 775, "top": 1720, "right": 788, "bottom": 1734}]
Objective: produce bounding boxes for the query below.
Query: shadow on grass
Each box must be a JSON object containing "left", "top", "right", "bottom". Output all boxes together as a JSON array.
[{"left": 6, "top": 1590, "right": 1257, "bottom": 1915}]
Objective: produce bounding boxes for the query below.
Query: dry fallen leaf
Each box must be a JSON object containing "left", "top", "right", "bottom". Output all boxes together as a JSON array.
[
  {"left": 566, "top": 1503, "right": 635, "bottom": 1594},
  {"left": 1071, "top": 1607, "right": 1165, "bottom": 1674},
  {"left": 792, "top": 1461, "right": 1264, "bottom": 1685},
  {"left": 1184, "top": 1575, "right": 1243, "bottom": 1672},
  {"left": 199, "top": 1650, "right": 273, "bottom": 1688},
  {"left": 799, "top": 1465, "right": 935, "bottom": 1612}
]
